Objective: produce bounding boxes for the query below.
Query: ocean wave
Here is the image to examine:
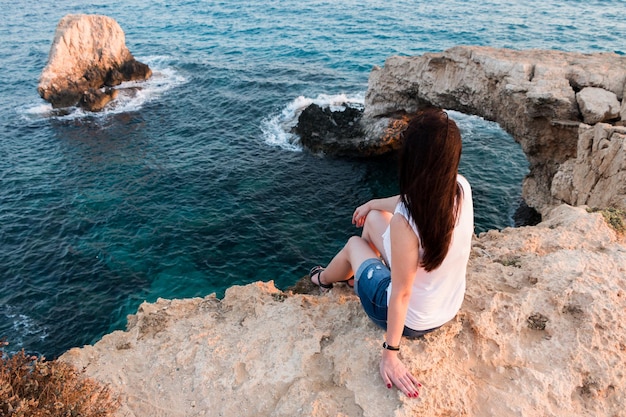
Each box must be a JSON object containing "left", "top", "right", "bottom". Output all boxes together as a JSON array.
[
  {"left": 20, "top": 55, "right": 187, "bottom": 122},
  {"left": 1, "top": 305, "right": 48, "bottom": 352},
  {"left": 260, "top": 92, "right": 364, "bottom": 151}
]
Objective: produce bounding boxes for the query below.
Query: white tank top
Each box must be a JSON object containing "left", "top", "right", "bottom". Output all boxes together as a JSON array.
[{"left": 382, "top": 175, "right": 474, "bottom": 331}]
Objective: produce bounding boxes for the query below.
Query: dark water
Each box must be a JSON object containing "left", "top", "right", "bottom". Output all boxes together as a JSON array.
[{"left": 1, "top": 0, "right": 624, "bottom": 357}]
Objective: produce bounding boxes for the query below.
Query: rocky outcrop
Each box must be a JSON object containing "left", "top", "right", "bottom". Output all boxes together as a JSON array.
[
  {"left": 295, "top": 103, "right": 412, "bottom": 157},
  {"left": 361, "top": 46, "right": 626, "bottom": 215},
  {"left": 38, "top": 14, "right": 152, "bottom": 112},
  {"left": 295, "top": 103, "right": 370, "bottom": 156},
  {"left": 552, "top": 124, "right": 626, "bottom": 209},
  {"left": 576, "top": 87, "right": 621, "bottom": 125},
  {"left": 60, "top": 205, "right": 626, "bottom": 417}
]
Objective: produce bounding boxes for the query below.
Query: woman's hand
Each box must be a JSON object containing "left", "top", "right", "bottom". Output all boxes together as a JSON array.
[
  {"left": 352, "top": 196, "right": 400, "bottom": 228},
  {"left": 380, "top": 350, "right": 421, "bottom": 398},
  {"left": 352, "top": 202, "right": 371, "bottom": 228}
]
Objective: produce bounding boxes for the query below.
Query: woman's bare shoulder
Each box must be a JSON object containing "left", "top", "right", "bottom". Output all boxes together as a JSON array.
[{"left": 457, "top": 174, "right": 472, "bottom": 190}]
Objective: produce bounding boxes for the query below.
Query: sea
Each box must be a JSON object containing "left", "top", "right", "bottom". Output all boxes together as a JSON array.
[{"left": 1, "top": 0, "right": 624, "bottom": 358}]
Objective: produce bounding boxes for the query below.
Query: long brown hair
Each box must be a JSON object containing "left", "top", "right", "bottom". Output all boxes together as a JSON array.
[{"left": 398, "top": 108, "right": 463, "bottom": 272}]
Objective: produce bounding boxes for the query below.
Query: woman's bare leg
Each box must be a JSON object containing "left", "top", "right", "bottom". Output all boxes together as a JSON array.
[
  {"left": 313, "top": 236, "right": 378, "bottom": 286},
  {"left": 361, "top": 210, "right": 393, "bottom": 264}
]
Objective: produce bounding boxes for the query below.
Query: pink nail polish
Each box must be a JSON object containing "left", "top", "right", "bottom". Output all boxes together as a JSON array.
[{"left": 387, "top": 384, "right": 392, "bottom": 389}]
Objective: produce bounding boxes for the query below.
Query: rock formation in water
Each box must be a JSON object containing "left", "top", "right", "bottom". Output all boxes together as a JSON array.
[
  {"left": 295, "top": 103, "right": 406, "bottom": 157},
  {"left": 360, "top": 46, "right": 626, "bottom": 215},
  {"left": 297, "top": 47, "right": 626, "bottom": 214},
  {"left": 38, "top": 14, "right": 152, "bottom": 112},
  {"left": 294, "top": 103, "right": 369, "bottom": 156},
  {"left": 60, "top": 205, "right": 625, "bottom": 417}
]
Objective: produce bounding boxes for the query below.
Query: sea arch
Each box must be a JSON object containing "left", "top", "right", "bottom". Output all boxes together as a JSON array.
[{"left": 362, "top": 46, "right": 626, "bottom": 215}]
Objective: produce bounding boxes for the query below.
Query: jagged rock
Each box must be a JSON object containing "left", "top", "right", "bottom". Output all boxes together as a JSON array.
[
  {"left": 38, "top": 14, "right": 152, "bottom": 111},
  {"left": 295, "top": 103, "right": 365, "bottom": 155},
  {"left": 105, "top": 60, "right": 153, "bottom": 87},
  {"left": 361, "top": 46, "right": 626, "bottom": 214},
  {"left": 60, "top": 205, "right": 626, "bottom": 417},
  {"left": 78, "top": 87, "right": 119, "bottom": 112},
  {"left": 576, "top": 87, "right": 621, "bottom": 124},
  {"left": 295, "top": 102, "right": 410, "bottom": 156},
  {"left": 552, "top": 123, "right": 626, "bottom": 209}
]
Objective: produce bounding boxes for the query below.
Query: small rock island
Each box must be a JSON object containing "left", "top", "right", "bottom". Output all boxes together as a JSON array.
[{"left": 38, "top": 14, "right": 152, "bottom": 112}]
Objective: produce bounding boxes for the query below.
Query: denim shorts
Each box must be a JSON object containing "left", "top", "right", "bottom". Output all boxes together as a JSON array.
[{"left": 354, "top": 258, "right": 440, "bottom": 338}]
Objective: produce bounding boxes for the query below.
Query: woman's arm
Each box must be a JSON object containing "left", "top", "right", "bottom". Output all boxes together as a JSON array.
[
  {"left": 379, "top": 213, "right": 421, "bottom": 398},
  {"left": 352, "top": 195, "right": 400, "bottom": 227}
]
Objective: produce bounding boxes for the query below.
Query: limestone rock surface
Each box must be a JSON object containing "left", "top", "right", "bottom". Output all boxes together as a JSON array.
[
  {"left": 361, "top": 46, "right": 626, "bottom": 214},
  {"left": 38, "top": 14, "right": 152, "bottom": 111},
  {"left": 61, "top": 205, "right": 626, "bottom": 417},
  {"left": 576, "top": 87, "right": 621, "bottom": 125},
  {"left": 552, "top": 123, "right": 626, "bottom": 209}
]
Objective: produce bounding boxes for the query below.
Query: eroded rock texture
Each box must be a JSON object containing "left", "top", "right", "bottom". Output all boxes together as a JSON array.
[
  {"left": 38, "top": 14, "right": 151, "bottom": 111},
  {"left": 362, "top": 46, "right": 626, "bottom": 214},
  {"left": 61, "top": 205, "right": 626, "bottom": 417}
]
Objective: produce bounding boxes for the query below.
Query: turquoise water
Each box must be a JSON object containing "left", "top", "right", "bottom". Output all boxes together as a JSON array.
[{"left": 1, "top": 0, "right": 625, "bottom": 357}]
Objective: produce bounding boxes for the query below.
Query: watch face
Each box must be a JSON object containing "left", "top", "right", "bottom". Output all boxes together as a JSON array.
[{"left": 383, "top": 342, "right": 400, "bottom": 350}]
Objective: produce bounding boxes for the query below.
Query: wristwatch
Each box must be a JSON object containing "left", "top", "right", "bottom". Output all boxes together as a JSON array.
[{"left": 382, "top": 341, "right": 400, "bottom": 351}]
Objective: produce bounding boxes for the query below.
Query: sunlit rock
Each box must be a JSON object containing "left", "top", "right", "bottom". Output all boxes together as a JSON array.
[
  {"left": 60, "top": 205, "right": 626, "bottom": 417},
  {"left": 38, "top": 14, "right": 151, "bottom": 112},
  {"left": 361, "top": 46, "right": 626, "bottom": 214},
  {"left": 576, "top": 87, "right": 621, "bottom": 124}
]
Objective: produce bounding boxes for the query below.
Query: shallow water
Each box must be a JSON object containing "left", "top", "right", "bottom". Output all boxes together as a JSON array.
[{"left": 1, "top": 0, "right": 624, "bottom": 357}]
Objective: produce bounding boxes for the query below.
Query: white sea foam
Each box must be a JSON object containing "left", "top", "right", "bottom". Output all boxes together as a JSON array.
[
  {"left": 21, "top": 55, "right": 187, "bottom": 121},
  {"left": 260, "top": 92, "right": 364, "bottom": 151},
  {"left": 1, "top": 306, "right": 48, "bottom": 348}
]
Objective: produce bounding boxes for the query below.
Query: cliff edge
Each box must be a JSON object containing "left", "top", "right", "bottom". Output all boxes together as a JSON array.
[{"left": 61, "top": 205, "right": 626, "bottom": 417}]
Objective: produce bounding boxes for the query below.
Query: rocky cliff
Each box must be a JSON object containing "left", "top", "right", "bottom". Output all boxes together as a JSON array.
[
  {"left": 57, "top": 47, "right": 626, "bottom": 416},
  {"left": 362, "top": 46, "right": 626, "bottom": 215},
  {"left": 61, "top": 205, "right": 625, "bottom": 417}
]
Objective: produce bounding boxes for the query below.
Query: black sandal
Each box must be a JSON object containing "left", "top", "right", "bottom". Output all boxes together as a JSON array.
[{"left": 309, "top": 266, "right": 333, "bottom": 291}]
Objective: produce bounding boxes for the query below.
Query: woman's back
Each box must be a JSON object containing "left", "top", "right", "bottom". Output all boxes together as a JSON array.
[{"left": 385, "top": 175, "right": 474, "bottom": 331}]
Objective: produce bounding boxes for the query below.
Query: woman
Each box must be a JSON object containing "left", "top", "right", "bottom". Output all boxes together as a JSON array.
[{"left": 309, "top": 108, "right": 474, "bottom": 398}]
